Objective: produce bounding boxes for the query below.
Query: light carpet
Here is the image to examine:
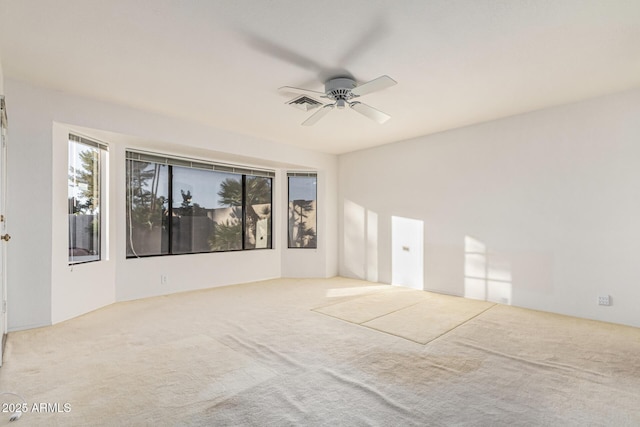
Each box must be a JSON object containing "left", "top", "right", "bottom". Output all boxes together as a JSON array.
[
  {"left": 1, "top": 277, "right": 639, "bottom": 426},
  {"left": 314, "top": 288, "right": 495, "bottom": 344}
]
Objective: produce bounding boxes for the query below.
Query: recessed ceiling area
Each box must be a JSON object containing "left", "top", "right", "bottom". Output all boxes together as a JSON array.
[{"left": 1, "top": 0, "right": 639, "bottom": 154}]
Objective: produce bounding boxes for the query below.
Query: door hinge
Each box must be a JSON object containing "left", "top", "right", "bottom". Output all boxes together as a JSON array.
[{"left": 2, "top": 300, "right": 6, "bottom": 314}]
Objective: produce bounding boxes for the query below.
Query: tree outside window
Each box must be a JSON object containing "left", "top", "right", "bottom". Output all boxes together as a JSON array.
[
  {"left": 288, "top": 175, "right": 317, "bottom": 248},
  {"left": 68, "top": 136, "right": 106, "bottom": 264}
]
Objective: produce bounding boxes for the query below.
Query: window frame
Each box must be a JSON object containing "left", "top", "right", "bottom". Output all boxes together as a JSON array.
[
  {"left": 68, "top": 134, "right": 108, "bottom": 265},
  {"left": 287, "top": 172, "right": 318, "bottom": 249},
  {"left": 243, "top": 174, "right": 274, "bottom": 251},
  {"left": 125, "top": 151, "right": 274, "bottom": 258}
]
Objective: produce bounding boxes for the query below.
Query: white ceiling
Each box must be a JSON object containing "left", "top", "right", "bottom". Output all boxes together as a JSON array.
[{"left": 1, "top": 0, "right": 639, "bottom": 155}]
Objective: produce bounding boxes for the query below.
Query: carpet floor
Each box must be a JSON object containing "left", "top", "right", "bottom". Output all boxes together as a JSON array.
[{"left": 1, "top": 277, "right": 639, "bottom": 426}]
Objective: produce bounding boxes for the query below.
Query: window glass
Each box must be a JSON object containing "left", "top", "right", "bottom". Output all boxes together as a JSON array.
[
  {"left": 288, "top": 176, "right": 317, "bottom": 248},
  {"left": 172, "top": 167, "right": 242, "bottom": 253},
  {"left": 68, "top": 138, "right": 102, "bottom": 263},
  {"left": 125, "top": 152, "right": 274, "bottom": 258},
  {"left": 245, "top": 176, "right": 272, "bottom": 249},
  {"left": 126, "top": 160, "right": 169, "bottom": 256}
]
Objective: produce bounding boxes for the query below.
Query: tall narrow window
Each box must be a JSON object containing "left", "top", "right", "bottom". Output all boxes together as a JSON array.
[
  {"left": 288, "top": 173, "right": 317, "bottom": 248},
  {"left": 68, "top": 135, "right": 107, "bottom": 264}
]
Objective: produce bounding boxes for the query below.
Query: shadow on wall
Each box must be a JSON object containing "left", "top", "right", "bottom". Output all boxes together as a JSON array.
[
  {"left": 464, "top": 236, "right": 512, "bottom": 304},
  {"left": 342, "top": 197, "right": 550, "bottom": 305},
  {"left": 343, "top": 199, "right": 426, "bottom": 290}
]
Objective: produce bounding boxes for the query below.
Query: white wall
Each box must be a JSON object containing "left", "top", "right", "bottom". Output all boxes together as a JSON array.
[
  {"left": 281, "top": 169, "right": 337, "bottom": 278},
  {"left": 6, "top": 79, "right": 337, "bottom": 330},
  {"left": 51, "top": 124, "right": 116, "bottom": 323},
  {"left": 339, "top": 89, "right": 640, "bottom": 328}
]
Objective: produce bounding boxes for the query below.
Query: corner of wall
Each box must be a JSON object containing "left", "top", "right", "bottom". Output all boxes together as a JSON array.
[
  {"left": 281, "top": 160, "right": 339, "bottom": 279},
  {"left": 51, "top": 123, "right": 116, "bottom": 324},
  {"left": 7, "top": 78, "right": 341, "bottom": 329},
  {"left": 337, "top": 89, "right": 640, "bottom": 328}
]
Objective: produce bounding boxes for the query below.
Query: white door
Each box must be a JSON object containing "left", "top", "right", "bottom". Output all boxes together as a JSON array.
[{"left": 0, "top": 96, "right": 8, "bottom": 366}]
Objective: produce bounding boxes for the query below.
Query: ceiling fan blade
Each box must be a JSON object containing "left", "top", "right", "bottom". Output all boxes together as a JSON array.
[
  {"left": 336, "top": 16, "right": 389, "bottom": 67},
  {"left": 302, "top": 104, "right": 334, "bottom": 126},
  {"left": 351, "top": 75, "right": 397, "bottom": 97},
  {"left": 350, "top": 102, "right": 391, "bottom": 124},
  {"left": 244, "top": 32, "right": 326, "bottom": 74},
  {"left": 279, "top": 86, "right": 326, "bottom": 99}
]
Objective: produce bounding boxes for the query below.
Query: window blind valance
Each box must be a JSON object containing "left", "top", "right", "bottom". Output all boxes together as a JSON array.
[
  {"left": 126, "top": 150, "right": 275, "bottom": 178},
  {"left": 287, "top": 171, "right": 317, "bottom": 177},
  {"left": 70, "top": 134, "right": 109, "bottom": 151}
]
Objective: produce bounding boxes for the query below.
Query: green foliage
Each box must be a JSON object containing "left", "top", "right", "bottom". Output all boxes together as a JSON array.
[
  {"left": 126, "top": 161, "right": 166, "bottom": 230},
  {"left": 216, "top": 176, "right": 272, "bottom": 249},
  {"left": 209, "top": 216, "right": 242, "bottom": 251},
  {"left": 289, "top": 199, "right": 316, "bottom": 248},
  {"left": 218, "top": 178, "right": 242, "bottom": 207},
  {"left": 69, "top": 148, "right": 100, "bottom": 214},
  {"left": 126, "top": 164, "right": 272, "bottom": 253}
]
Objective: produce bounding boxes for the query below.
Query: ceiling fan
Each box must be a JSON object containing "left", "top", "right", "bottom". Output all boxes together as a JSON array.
[{"left": 279, "top": 75, "right": 397, "bottom": 126}]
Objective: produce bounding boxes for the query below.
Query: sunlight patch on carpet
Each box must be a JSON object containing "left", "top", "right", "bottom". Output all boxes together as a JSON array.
[
  {"left": 362, "top": 294, "right": 495, "bottom": 344},
  {"left": 314, "top": 287, "right": 495, "bottom": 344},
  {"left": 324, "top": 285, "right": 390, "bottom": 298},
  {"left": 312, "top": 287, "right": 430, "bottom": 324}
]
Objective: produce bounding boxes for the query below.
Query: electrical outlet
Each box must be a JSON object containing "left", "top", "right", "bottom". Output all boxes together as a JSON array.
[
  {"left": 160, "top": 275, "right": 168, "bottom": 285},
  {"left": 598, "top": 295, "right": 610, "bottom": 306}
]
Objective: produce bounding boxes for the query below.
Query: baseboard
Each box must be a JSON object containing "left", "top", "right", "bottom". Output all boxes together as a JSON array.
[
  {"left": 7, "top": 321, "right": 51, "bottom": 333},
  {"left": 1, "top": 332, "right": 6, "bottom": 363}
]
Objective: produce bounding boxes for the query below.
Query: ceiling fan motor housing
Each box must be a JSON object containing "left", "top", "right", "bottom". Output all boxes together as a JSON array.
[
  {"left": 325, "top": 77, "right": 357, "bottom": 108},
  {"left": 279, "top": 74, "right": 395, "bottom": 125}
]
